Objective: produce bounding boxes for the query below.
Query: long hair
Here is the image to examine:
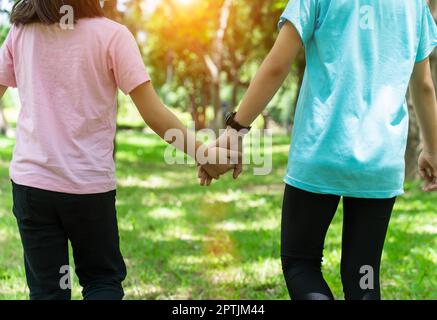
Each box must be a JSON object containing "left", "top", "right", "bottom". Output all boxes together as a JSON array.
[{"left": 10, "top": 0, "right": 104, "bottom": 25}]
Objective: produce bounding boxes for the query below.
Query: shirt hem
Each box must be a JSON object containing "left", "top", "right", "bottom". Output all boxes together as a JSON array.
[
  {"left": 122, "top": 76, "right": 151, "bottom": 95},
  {"left": 415, "top": 44, "right": 437, "bottom": 63},
  {"left": 0, "top": 78, "right": 17, "bottom": 88},
  {"left": 10, "top": 175, "right": 116, "bottom": 195},
  {"left": 278, "top": 16, "right": 306, "bottom": 45},
  {"left": 284, "top": 175, "right": 404, "bottom": 199}
]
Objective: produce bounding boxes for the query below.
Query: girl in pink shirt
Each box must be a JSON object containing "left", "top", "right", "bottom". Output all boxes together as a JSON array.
[{"left": 0, "top": 0, "right": 233, "bottom": 300}]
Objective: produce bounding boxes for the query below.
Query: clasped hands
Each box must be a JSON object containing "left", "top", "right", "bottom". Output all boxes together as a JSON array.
[{"left": 197, "top": 128, "right": 244, "bottom": 186}]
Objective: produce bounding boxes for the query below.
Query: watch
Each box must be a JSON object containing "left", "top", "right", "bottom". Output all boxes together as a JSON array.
[{"left": 225, "top": 112, "right": 251, "bottom": 132}]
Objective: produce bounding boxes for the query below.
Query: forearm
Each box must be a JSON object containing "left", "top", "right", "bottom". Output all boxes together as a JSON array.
[
  {"left": 145, "top": 104, "right": 202, "bottom": 159},
  {"left": 234, "top": 22, "right": 302, "bottom": 127},
  {"left": 411, "top": 85, "right": 437, "bottom": 153},
  {"left": 234, "top": 55, "right": 292, "bottom": 126},
  {"left": 130, "top": 82, "right": 202, "bottom": 160}
]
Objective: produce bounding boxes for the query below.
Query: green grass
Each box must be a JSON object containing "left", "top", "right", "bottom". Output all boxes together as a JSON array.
[{"left": 0, "top": 131, "right": 436, "bottom": 300}]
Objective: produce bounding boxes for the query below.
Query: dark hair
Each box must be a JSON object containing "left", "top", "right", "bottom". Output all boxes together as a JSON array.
[{"left": 11, "top": 0, "right": 104, "bottom": 25}]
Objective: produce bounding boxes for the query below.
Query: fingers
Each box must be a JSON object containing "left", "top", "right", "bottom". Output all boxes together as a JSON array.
[
  {"left": 204, "top": 167, "right": 219, "bottom": 180},
  {"left": 423, "top": 176, "right": 437, "bottom": 192},
  {"left": 200, "top": 171, "right": 207, "bottom": 186},
  {"left": 424, "top": 183, "right": 437, "bottom": 192},
  {"left": 198, "top": 163, "right": 239, "bottom": 186},
  {"left": 205, "top": 175, "right": 213, "bottom": 186},
  {"left": 418, "top": 151, "right": 437, "bottom": 192},
  {"left": 198, "top": 167, "right": 203, "bottom": 179},
  {"left": 420, "top": 165, "right": 437, "bottom": 192},
  {"left": 197, "top": 130, "right": 245, "bottom": 186},
  {"left": 233, "top": 163, "right": 243, "bottom": 179},
  {"left": 198, "top": 145, "right": 244, "bottom": 186},
  {"left": 199, "top": 165, "right": 222, "bottom": 186},
  {"left": 198, "top": 167, "right": 211, "bottom": 186}
]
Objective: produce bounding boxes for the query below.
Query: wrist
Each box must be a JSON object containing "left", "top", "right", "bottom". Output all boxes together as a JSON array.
[
  {"left": 234, "top": 114, "right": 252, "bottom": 128},
  {"left": 225, "top": 126, "right": 248, "bottom": 138},
  {"left": 194, "top": 141, "right": 206, "bottom": 162},
  {"left": 225, "top": 112, "right": 251, "bottom": 132}
]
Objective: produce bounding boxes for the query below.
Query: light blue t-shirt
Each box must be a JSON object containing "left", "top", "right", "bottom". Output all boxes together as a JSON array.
[{"left": 280, "top": 0, "right": 437, "bottom": 198}]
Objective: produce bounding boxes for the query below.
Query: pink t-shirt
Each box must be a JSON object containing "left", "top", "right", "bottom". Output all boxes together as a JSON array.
[{"left": 0, "top": 18, "right": 150, "bottom": 194}]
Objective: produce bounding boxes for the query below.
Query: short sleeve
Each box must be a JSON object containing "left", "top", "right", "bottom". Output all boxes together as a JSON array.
[
  {"left": 416, "top": 2, "right": 437, "bottom": 63},
  {"left": 278, "top": 0, "right": 318, "bottom": 46},
  {"left": 108, "top": 26, "right": 150, "bottom": 95},
  {"left": 0, "top": 27, "right": 17, "bottom": 88}
]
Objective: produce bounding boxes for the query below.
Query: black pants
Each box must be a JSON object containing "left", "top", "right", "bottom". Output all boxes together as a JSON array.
[
  {"left": 281, "top": 185, "right": 395, "bottom": 300},
  {"left": 11, "top": 181, "right": 126, "bottom": 300}
]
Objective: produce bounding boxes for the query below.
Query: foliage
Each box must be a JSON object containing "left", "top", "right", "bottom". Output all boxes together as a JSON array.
[{"left": 128, "top": 0, "right": 296, "bottom": 128}]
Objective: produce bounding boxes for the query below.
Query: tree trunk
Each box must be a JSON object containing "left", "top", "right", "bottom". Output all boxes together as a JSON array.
[
  {"left": 189, "top": 93, "right": 207, "bottom": 131},
  {"left": 204, "top": 0, "right": 233, "bottom": 131},
  {"left": 262, "top": 111, "right": 270, "bottom": 131},
  {"left": 166, "top": 52, "right": 175, "bottom": 86},
  {"left": 230, "top": 74, "right": 239, "bottom": 111}
]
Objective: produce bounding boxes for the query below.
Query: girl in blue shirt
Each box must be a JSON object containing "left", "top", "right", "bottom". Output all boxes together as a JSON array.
[{"left": 201, "top": 0, "right": 437, "bottom": 299}]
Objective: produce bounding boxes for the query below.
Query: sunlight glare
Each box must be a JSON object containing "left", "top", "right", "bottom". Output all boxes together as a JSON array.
[{"left": 175, "top": 0, "right": 195, "bottom": 5}]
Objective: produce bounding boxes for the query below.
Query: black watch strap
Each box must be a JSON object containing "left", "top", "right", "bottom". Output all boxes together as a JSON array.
[{"left": 225, "top": 112, "right": 251, "bottom": 132}]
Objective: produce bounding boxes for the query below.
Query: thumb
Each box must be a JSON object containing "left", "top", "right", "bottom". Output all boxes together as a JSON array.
[{"left": 419, "top": 160, "right": 433, "bottom": 181}]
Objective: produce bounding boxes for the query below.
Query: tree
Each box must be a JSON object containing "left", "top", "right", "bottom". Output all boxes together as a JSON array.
[
  {"left": 223, "top": 0, "right": 291, "bottom": 128},
  {"left": 145, "top": 0, "right": 290, "bottom": 130}
]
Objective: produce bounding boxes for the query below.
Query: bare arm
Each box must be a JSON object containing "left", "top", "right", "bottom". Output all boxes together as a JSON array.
[
  {"left": 130, "top": 82, "right": 237, "bottom": 178},
  {"left": 234, "top": 22, "right": 303, "bottom": 126},
  {"left": 198, "top": 22, "right": 302, "bottom": 185},
  {"left": 130, "top": 81, "right": 202, "bottom": 159},
  {"left": 410, "top": 58, "right": 437, "bottom": 191},
  {"left": 410, "top": 58, "right": 437, "bottom": 152}
]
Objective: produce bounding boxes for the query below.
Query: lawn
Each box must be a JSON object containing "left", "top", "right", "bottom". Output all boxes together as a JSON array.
[{"left": 0, "top": 130, "right": 436, "bottom": 300}]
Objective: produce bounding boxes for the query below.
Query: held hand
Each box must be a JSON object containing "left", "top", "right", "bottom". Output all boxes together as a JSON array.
[
  {"left": 198, "top": 166, "right": 212, "bottom": 186},
  {"left": 198, "top": 164, "right": 232, "bottom": 186},
  {"left": 208, "top": 127, "right": 245, "bottom": 181},
  {"left": 418, "top": 150, "right": 437, "bottom": 192},
  {"left": 197, "top": 143, "right": 243, "bottom": 186},
  {"left": 198, "top": 163, "right": 243, "bottom": 186}
]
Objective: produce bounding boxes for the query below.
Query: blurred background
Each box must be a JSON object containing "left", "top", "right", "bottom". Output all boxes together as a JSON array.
[{"left": 0, "top": 0, "right": 435, "bottom": 299}]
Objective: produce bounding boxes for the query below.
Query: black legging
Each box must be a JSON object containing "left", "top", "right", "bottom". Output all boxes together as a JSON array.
[{"left": 281, "top": 185, "right": 396, "bottom": 300}]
